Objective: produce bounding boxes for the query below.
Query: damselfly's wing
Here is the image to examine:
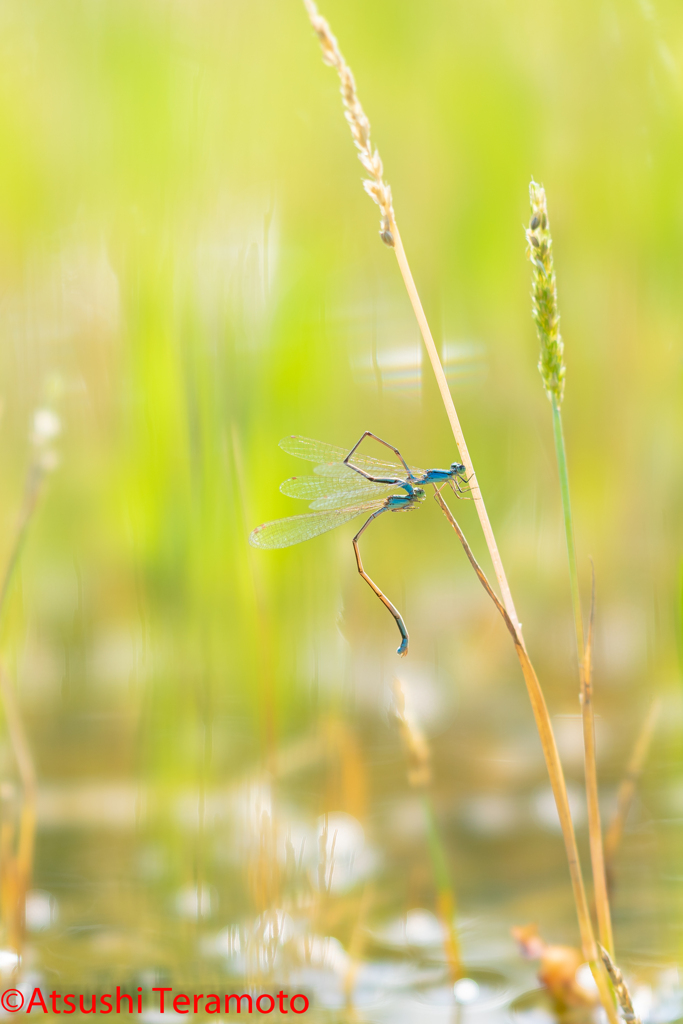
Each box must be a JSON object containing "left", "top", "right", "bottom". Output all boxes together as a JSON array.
[
  {"left": 279, "top": 474, "right": 399, "bottom": 510},
  {"left": 249, "top": 500, "right": 385, "bottom": 550},
  {"left": 279, "top": 436, "right": 351, "bottom": 464},
  {"left": 309, "top": 490, "right": 395, "bottom": 510},
  {"left": 279, "top": 435, "right": 424, "bottom": 480}
]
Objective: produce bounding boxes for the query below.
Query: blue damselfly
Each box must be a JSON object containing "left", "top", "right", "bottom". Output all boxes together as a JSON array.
[{"left": 249, "top": 432, "right": 468, "bottom": 656}]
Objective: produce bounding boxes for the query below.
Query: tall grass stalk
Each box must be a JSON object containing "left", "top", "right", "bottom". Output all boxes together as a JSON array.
[
  {"left": 301, "top": 6, "right": 619, "bottom": 1018},
  {"left": 301, "top": 0, "right": 520, "bottom": 633},
  {"left": 526, "top": 182, "right": 614, "bottom": 957},
  {"left": 434, "top": 490, "right": 618, "bottom": 1021}
]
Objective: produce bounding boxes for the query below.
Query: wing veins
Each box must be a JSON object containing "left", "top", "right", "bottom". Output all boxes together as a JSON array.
[
  {"left": 279, "top": 435, "right": 424, "bottom": 479},
  {"left": 249, "top": 500, "right": 386, "bottom": 550}
]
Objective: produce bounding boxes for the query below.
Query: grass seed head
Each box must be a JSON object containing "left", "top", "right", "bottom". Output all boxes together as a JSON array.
[
  {"left": 526, "top": 181, "right": 565, "bottom": 404},
  {"left": 303, "top": 0, "right": 395, "bottom": 245},
  {"left": 598, "top": 945, "right": 641, "bottom": 1024}
]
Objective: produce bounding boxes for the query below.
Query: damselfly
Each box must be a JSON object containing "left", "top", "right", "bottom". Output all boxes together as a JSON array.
[{"left": 249, "top": 431, "right": 469, "bottom": 656}]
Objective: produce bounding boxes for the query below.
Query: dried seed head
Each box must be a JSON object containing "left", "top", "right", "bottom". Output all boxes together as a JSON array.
[
  {"left": 598, "top": 946, "right": 641, "bottom": 1024},
  {"left": 525, "top": 181, "right": 565, "bottom": 404},
  {"left": 303, "top": 0, "right": 395, "bottom": 245}
]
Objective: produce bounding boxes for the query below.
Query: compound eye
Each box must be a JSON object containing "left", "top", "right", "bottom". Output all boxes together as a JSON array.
[{"left": 451, "top": 462, "right": 465, "bottom": 473}]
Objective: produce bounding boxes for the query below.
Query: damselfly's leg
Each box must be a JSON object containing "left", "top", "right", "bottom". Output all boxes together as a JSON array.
[
  {"left": 344, "top": 431, "right": 414, "bottom": 483},
  {"left": 450, "top": 473, "right": 472, "bottom": 499},
  {"left": 353, "top": 508, "right": 409, "bottom": 657}
]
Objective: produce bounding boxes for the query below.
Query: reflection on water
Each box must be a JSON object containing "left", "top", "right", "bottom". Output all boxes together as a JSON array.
[{"left": 15, "top": 762, "right": 682, "bottom": 1021}]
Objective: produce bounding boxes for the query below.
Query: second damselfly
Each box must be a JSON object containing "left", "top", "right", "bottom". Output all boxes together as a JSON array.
[{"left": 249, "top": 432, "right": 469, "bottom": 656}]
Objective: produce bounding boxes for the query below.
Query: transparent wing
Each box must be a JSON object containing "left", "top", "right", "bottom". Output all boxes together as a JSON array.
[
  {"left": 279, "top": 435, "right": 423, "bottom": 479},
  {"left": 313, "top": 460, "right": 413, "bottom": 480},
  {"left": 249, "top": 500, "right": 385, "bottom": 550},
  {"left": 310, "top": 489, "right": 397, "bottom": 510},
  {"left": 279, "top": 474, "right": 363, "bottom": 501},
  {"left": 279, "top": 436, "right": 352, "bottom": 464},
  {"left": 279, "top": 473, "right": 399, "bottom": 509}
]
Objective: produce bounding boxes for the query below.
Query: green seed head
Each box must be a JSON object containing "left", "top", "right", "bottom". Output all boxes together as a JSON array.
[{"left": 526, "top": 181, "right": 565, "bottom": 404}]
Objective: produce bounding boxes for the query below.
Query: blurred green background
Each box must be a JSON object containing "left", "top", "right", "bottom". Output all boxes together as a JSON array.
[{"left": 0, "top": 0, "right": 681, "bottom": 1007}]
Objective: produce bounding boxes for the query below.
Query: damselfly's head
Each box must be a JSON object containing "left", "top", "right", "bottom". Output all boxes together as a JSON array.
[
  {"left": 414, "top": 487, "right": 426, "bottom": 501},
  {"left": 448, "top": 463, "right": 471, "bottom": 500}
]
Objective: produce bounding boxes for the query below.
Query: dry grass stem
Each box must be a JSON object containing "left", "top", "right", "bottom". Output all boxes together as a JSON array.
[
  {"left": 581, "top": 566, "right": 613, "bottom": 954},
  {"left": 302, "top": 8, "right": 616, "bottom": 1018},
  {"left": 434, "top": 490, "right": 619, "bottom": 1024},
  {"left": 302, "top": 0, "right": 521, "bottom": 633},
  {"left": 599, "top": 945, "right": 640, "bottom": 1024},
  {"left": 604, "top": 698, "right": 661, "bottom": 878},
  {"left": 525, "top": 186, "right": 615, "bottom": 957},
  {"left": 389, "top": 226, "right": 521, "bottom": 631}
]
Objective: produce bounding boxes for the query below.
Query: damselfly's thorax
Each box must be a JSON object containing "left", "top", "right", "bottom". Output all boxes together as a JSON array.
[
  {"left": 383, "top": 488, "right": 426, "bottom": 512},
  {"left": 413, "top": 463, "right": 468, "bottom": 487}
]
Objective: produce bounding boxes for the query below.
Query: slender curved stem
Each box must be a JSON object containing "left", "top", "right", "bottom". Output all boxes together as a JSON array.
[
  {"left": 434, "top": 490, "right": 620, "bottom": 1024},
  {"left": 390, "top": 221, "right": 521, "bottom": 636},
  {"left": 300, "top": 7, "right": 617, "bottom": 1014}
]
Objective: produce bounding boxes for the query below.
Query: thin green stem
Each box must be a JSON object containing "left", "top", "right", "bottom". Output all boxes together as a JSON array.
[
  {"left": 550, "top": 396, "right": 614, "bottom": 956},
  {"left": 551, "top": 396, "right": 584, "bottom": 663}
]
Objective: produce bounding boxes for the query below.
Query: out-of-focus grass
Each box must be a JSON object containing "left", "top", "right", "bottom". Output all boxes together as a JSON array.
[{"left": 0, "top": 0, "right": 680, "bottom": 970}]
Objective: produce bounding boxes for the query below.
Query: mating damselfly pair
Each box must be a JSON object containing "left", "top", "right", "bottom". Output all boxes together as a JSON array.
[{"left": 249, "top": 432, "right": 469, "bottom": 657}]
